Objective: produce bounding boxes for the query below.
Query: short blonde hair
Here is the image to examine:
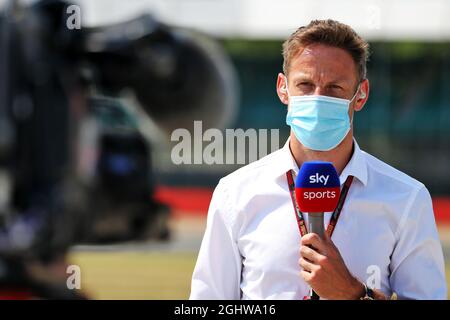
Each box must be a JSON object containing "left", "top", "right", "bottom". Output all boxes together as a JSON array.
[{"left": 282, "top": 19, "right": 370, "bottom": 82}]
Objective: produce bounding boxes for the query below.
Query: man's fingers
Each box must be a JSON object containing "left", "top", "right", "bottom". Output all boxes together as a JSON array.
[
  {"left": 301, "top": 233, "right": 327, "bottom": 255},
  {"left": 300, "top": 270, "right": 312, "bottom": 283},
  {"left": 300, "top": 245, "right": 325, "bottom": 264},
  {"left": 299, "top": 244, "right": 317, "bottom": 261},
  {"left": 299, "top": 257, "right": 317, "bottom": 273}
]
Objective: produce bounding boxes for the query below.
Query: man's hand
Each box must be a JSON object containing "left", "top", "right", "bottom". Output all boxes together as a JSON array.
[{"left": 299, "top": 232, "right": 365, "bottom": 300}]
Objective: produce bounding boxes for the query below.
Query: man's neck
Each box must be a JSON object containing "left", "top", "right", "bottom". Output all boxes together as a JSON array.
[{"left": 289, "top": 131, "right": 355, "bottom": 176}]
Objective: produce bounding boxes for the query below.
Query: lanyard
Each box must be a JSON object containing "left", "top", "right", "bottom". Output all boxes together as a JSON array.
[{"left": 286, "top": 170, "right": 354, "bottom": 238}]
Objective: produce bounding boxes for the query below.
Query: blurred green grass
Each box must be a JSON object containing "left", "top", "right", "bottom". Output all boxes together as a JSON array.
[
  {"left": 69, "top": 251, "right": 197, "bottom": 299},
  {"left": 69, "top": 251, "right": 450, "bottom": 299}
]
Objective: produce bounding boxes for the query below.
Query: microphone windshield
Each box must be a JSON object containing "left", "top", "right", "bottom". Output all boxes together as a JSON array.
[{"left": 295, "top": 161, "right": 341, "bottom": 213}]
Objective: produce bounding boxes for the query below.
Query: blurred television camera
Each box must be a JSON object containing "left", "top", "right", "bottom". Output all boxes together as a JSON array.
[{"left": 0, "top": 0, "right": 237, "bottom": 298}]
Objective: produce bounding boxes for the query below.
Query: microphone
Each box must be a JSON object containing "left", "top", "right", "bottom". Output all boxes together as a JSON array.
[{"left": 295, "top": 161, "right": 341, "bottom": 299}]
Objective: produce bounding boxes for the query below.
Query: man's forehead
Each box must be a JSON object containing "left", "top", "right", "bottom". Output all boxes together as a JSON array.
[
  {"left": 293, "top": 43, "right": 354, "bottom": 63},
  {"left": 289, "top": 70, "right": 355, "bottom": 85},
  {"left": 288, "top": 44, "right": 357, "bottom": 82}
]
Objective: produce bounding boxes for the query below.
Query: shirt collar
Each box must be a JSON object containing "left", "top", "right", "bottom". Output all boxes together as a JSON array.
[{"left": 278, "top": 137, "right": 368, "bottom": 186}]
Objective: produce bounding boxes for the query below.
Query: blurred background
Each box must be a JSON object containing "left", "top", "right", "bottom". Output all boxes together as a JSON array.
[{"left": 0, "top": 0, "right": 449, "bottom": 299}]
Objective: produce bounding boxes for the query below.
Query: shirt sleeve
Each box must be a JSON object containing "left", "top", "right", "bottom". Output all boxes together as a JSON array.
[
  {"left": 189, "top": 179, "right": 242, "bottom": 299},
  {"left": 389, "top": 185, "right": 448, "bottom": 299}
]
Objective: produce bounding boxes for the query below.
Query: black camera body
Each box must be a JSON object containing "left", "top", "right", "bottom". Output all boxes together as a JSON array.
[{"left": 0, "top": 0, "right": 237, "bottom": 298}]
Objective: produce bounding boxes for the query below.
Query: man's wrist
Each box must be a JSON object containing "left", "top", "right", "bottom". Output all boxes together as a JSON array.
[
  {"left": 346, "top": 277, "right": 366, "bottom": 299},
  {"left": 349, "top": 278, "right": 390, "bottom": 300}
]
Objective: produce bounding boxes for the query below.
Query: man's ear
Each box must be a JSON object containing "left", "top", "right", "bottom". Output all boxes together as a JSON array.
[
  {"left": 276, "top": 73, "right": 289, "bottom": 106},
  {"left": 353, "top": 78, "right": 369, "bottom": 112}
]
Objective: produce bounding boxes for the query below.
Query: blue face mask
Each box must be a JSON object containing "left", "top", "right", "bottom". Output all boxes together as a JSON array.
[{"left": 285, "top": 80, "right": 360, "bottom": 151}]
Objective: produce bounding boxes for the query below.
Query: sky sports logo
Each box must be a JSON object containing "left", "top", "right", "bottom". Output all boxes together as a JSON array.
[
  {"left": 295, "top": 162, "right": 341, "bottom": 213},
  {"left": 304, "top": 173, "right": 337, "bottom": 200},
  {"left": 309, "top": 173, "right": 330, "bottom": 185},
  {"left": 303, "top": 190, "right": 337, "bottom": 200}
]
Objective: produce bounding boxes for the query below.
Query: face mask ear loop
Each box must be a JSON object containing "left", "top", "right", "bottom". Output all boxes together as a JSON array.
[
  {"left": 350, "top": 83, "right": 362, "bottom": 103},
  {"left": 349, "top": 83, "right": 362, "bottom": 127}
]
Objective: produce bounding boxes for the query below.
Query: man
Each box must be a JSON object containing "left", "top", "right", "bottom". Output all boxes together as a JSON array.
[{"left": 190, "top": 19, "right": 447, "bottom": 300}]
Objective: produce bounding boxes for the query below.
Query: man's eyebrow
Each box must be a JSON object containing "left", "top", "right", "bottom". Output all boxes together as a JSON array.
[
  {"left": 288, "top": 70, "right": 356, "bottom": 85},
  {"left": 291, "top": 75, "right": 353, "bottom": 86},
  {"left": 290, "top": 74, "right": 314, "bottom": 83},
  {"left": 327, "top": 77, "right": 354, "bottom": 85}
]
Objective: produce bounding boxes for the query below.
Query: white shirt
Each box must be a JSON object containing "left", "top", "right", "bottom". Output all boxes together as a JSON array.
[{"left": 190, "top": 138, "right": 447, "bottom": 300}]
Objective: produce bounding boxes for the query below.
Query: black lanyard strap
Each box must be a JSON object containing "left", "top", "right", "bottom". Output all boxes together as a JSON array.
[{"left": 286, "top": 170, "right": 354, "bottom": 237}]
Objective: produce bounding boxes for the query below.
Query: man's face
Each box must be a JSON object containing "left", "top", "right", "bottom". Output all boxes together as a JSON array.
[{"left": 277, "top": 43, "right": 369, "bottom": 117}]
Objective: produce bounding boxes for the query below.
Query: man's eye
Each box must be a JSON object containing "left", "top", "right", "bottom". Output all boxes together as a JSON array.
[{"left": 329, "top": 85, "right": 343, "bottom": 90}]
